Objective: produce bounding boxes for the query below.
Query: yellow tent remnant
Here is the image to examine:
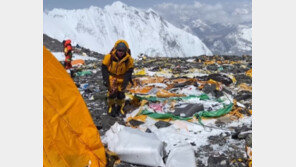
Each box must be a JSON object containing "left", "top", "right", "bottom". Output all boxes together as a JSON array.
[
  {"left": 246, "top": 69, "right": 252, "bottom": 78},
  {"left": 43, "top": 46, "right": 106, "bottom": 167},
  {"left": 204, "top": 60, "right": 215, "bottom": 65},
  {"left": 239, "top": 83, "right": 252, "bottom": 92},
  {"left": 134, "top": 69, "right": 146, "bottom": 75},
  {"left": 229, "top": 74, "right": 237, "bottom": 84}
]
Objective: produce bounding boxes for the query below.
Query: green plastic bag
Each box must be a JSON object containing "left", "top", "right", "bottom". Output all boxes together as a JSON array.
[
  {"left": 76, "top": 70, "right": 92, "bottom": 76},
  {"left": 197, "top": 103, "right": 233, "bottom": 125},
  {"left": 135, "top": 94, "right": 209, "bottom": 102},
  {"left": 139, "top": 103, "right": 233, "bottom": 124}
]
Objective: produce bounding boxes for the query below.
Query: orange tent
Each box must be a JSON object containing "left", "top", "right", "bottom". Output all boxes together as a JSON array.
[{"left": 43, "top": 46, "right": 106, "bottom": 167}]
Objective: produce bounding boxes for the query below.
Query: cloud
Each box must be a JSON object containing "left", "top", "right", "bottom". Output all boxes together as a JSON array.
[{"left": 153, "top": 1, "right": 252, "bottom": 26}]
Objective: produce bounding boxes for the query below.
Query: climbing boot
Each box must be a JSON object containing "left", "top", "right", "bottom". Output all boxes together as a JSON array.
[
  {"left": 107, "top": 98, "right": 116, "bottom": 116},
  {"left": 117, "top": 99, "right": 126, "bottom": 116}
]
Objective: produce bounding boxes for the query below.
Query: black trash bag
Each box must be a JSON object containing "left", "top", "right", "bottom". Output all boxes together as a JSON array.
[
  {"left": 235, "top": 90, "right": 252, "bottom": 101},
  {"left": 174, "top": 103, "right": 204, "bottom": 117},
  {"left": 208, "top": 73, "right": 233, "bottom": 86},
  {"left": 128, "top": 119, "right": 145, "bottom": 127},
  {"left": 202, "top": 84, "right": 216, "bottom": 94},
  {"left": 196, "top": 73, "right": 232, "bottom": 86},
  {"left": 155, "top": 121, "right": 171, "bottom": 129}
]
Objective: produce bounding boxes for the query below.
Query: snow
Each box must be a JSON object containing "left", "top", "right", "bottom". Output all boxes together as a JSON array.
[
  {"left": 44, "top": 1, "right": 212, "bottom": 58},
  {"left": 51, "top": 52, "right": 97, "bottom": 61},
  {"left": 225, "top": 25, "right": 252, "bottom": 52}
]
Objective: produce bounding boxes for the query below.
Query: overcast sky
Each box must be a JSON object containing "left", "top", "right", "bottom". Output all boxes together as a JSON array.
[{"left": 44, "top": 0, "right": 251, "bottom": 25}]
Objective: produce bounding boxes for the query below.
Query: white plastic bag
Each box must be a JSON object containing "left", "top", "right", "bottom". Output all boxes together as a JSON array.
[
  {"left": 166, "top": 144, "right": 196, "bottom": 167},
  {"left": 103, "top": 123, "right": 165, "bottom": 167}
]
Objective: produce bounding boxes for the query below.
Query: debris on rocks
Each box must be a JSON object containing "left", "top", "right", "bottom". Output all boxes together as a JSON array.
[{"left": 45, "top": 39, "right": 252, "bottom": 167}]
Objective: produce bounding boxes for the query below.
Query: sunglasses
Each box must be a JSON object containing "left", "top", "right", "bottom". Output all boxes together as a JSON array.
[{"left": 117, "top": 49, "right": 126, "bottom": 52}]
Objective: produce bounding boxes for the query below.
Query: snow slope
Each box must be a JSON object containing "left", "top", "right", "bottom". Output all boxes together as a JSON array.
[{"left": 43, "top": 1, "right": 212, "bottom": 58}]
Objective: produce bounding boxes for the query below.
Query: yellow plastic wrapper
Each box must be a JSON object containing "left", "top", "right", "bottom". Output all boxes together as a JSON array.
[
  {"left": 134, "top": 69, "right": 146, "bottom": 75},
  {"left": 128, "top": 86, "right": 153, "bottom": 94},
  {"left": 246, "top": 69, "right": 252, "bottom": 78},
  {"left": 43, "top": 46, "right": 106, "bottom": 167},
  {"left": 239, "top": 83, "right": 252, "bottom": 92},
  {"left": 156, "top": 89, "right": 185, "bottom": 98},
  {"left": 204, "top": 60, "right": 215, "bottom": 65}
]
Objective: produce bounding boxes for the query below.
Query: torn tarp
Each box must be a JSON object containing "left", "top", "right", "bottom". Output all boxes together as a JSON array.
[{"left": 135, "top": 94, "right": 209, "bottom": 102}]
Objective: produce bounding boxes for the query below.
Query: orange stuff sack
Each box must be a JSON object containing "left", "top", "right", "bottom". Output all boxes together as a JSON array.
[
  {"left": 128, "top": 86, "right": 153, "bottom": 94},
  {"left": 71, "top": 59, "right": 85, "bottom": 66},
  {"left": 43, "top": 46, "right": 106, "bottom": 167}
]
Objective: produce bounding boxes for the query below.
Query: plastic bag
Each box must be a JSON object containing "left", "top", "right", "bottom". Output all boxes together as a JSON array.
[
  {"left": 166, "top": 144, "right": 196, "bottom": 167},
  {"left": 104, "top": 123, "right": 165, "bottom": 167}
]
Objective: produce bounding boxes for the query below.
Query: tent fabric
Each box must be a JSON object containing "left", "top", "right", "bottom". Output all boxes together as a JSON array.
[{"left": 43, "top": 46, "right": 106, "bottom": 167}]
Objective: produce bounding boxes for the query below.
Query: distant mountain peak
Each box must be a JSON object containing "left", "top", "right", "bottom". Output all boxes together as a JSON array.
[{"left": 44, "top": 3, "right": 212, "bottom": 57}]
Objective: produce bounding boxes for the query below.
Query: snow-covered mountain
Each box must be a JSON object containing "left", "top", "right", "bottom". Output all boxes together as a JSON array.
[
  {"left": 180, "top": 21, "right": 251, "bottom": 55},
  {"left": 43, "top": 1, "right": 212, "bottom": 58},
  {"left": 153, "top": 3, "right": 252, "bottom": 56}
]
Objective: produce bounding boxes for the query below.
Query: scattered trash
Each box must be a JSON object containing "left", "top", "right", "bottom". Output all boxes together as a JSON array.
[
  {"left": 80, "top": 83, "right": 89, "bottom": 90},
  {"left": 54, "top": 50, "right": 253, "bottom": 167},
  {"left": 235, "top": 91, "right": 252, "bottom": 101},
  {"left": 149, "top": 102, "right": 164, "bottom": 112},
  {"left": 207, "top": 73, "right": 233, "bottom": 86}
]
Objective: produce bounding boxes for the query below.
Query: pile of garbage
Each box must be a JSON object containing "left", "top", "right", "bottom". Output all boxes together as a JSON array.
[
  {"left": 66, "top": 53, "right": 252, "bottom": 167},
  {"left": 44, "top": 35, "right": 252, "bottom": 166}
]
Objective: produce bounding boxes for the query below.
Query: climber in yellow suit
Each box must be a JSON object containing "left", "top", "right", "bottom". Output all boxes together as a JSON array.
[{"left": 101, "top": 40, "right": 134, "bottom": 116}]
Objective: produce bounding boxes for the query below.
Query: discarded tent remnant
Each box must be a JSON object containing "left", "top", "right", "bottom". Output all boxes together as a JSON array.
[{"left": 43, "top": 46, "right": 106, "bottom": 167}]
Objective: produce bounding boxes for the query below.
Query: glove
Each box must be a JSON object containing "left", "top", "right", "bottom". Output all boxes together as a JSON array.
[{"left": 118, "top": 86, "right": 125, "bottom": 92}]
